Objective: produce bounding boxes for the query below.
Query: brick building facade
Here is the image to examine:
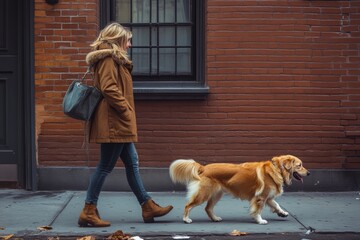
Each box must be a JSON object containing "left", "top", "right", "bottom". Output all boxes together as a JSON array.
[{"left": 32, "top": 0, "right": 360, "bottom": 190}]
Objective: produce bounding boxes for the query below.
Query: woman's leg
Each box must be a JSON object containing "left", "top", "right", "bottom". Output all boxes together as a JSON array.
[
  {"left": 120, "top": 142, "right": 151, "bottom": 205},
  {"left": 79, "top": 143, "right": 123, "bottom": 227},
  {"left": 120, "top": 142, "right": 173, "bottom": 222},
  {"left": 85, "top": 143, "right": 124, "bottom": 205}
]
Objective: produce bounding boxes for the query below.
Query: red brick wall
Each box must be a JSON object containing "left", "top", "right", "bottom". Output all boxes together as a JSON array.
[
  {"left": 35, "top": 0, "right": 360, "bottom": 169},
  {"left": 35, "top": 0, "right": 99, "bottom": 165},
  {"left": 203, "top": 0, "right": 360, "bottom": 169}
]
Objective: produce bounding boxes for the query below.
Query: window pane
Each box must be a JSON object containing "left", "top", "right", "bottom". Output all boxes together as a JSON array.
[
  {"left": 159, "top": 27, "right": 175, "bottom": 46},
  {"left": 151, "top": 48, "right": 158, "bottom": 74},
  {"left": 151, "top": 0, "right": 157, "bottom": 23},
  {"left": 177, "top": 48, "right": 191, "bottom": 74},
  {"left": 132, "top": 0, "right": 150, "bottom": 23},
  {"left": 177, "top": 26, "right": 191, "bottom": 46},
  {"left": 159, "top": 48, "right": 175, "bottom": 74},
  {"left": 177, "top": 0, "right": 191, "bottom": 22},
  {"left": 132, "top": 48, "right": 150, "bottom": 75},
  {"left": 115, "top": 0, "right": 130, "bottom": 22},
  {"left": 132, "top": 27, "right": 150, "bottom": 46},
  {"left": 159, "top": 0, "right": 175, "bottom": 23},
  {"left": 151, "top": 26, "right": 157, "bottom": 46}
]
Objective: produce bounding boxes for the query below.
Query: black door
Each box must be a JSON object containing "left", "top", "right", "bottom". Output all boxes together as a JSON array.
[{"left": 0, "top": 0, "right": 26, "bottom": 186}]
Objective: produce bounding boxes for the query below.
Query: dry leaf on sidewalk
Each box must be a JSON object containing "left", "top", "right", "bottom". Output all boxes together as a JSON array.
[
  {"left": 77, "top": 236, "right": 96, "bottom": 240},
  {"left": 0, "top": 227, "right": 5, "bottom": 230},
  {"left": 37, "top": 226, "right": 53, "bottom": 231},
  {"left": 47, "top": 237, "right": 60, "bottom": 240},
  {"left": 0, "top": 234, "right": 14, "bottom": 240},
  {"left": 230, "top": 229, "right": 247, "bottom": 236},
  {"left": 107, "top": 230, "right": 132, "bottom": 240}
]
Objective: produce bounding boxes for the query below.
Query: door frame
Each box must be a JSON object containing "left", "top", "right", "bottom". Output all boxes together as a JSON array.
[{"left": 20, "top": 0, "right": 36, "bottom": 190}]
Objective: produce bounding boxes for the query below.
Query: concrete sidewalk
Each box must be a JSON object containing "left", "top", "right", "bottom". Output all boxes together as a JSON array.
[{"left": 0, "top": 190, "right": 360, "bottom": 239}]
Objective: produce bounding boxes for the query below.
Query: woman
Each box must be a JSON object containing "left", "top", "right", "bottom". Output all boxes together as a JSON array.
[{"left": 78, "top": 23, "right": 173, "bottom": 227}]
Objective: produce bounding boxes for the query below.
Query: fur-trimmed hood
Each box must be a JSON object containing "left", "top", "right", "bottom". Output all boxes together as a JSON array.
[{"left": 85, "top": 44, "right": 132, "bottom": 68}]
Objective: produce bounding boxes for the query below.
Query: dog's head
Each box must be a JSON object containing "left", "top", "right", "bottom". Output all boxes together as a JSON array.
[{"left": 272, "top": 155, "right": 310, "bottom": 186}]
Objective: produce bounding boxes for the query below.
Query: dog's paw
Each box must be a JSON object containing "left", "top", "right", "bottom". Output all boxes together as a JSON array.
[
  {"left": 254, "top": 215, "right": 268, "bottom": 225},
  {"left": 212, "top": 216, "right": 222, "bottom": 222},
  {"left": 257, "top": 219, "right": 268, "bottom": 225},
  {"left": 277, "top": 211, "right": 289, "bottom": 218},
  {"left": 183, "top": 217, "right": 192, "bottom": 224}
]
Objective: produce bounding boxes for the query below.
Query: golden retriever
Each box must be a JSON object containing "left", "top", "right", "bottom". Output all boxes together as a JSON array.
[{"left": 169, "top": 155, "right": 310, "bottom": 224}]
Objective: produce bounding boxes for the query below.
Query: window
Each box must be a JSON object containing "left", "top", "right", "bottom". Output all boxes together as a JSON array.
[{"left": 101, "top": 0, "right": 208, "bottom": 99}]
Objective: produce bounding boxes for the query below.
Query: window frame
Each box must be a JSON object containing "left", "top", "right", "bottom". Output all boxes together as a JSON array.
[{"left": 100, "top": 0, "right": 208, "bottom": 100}]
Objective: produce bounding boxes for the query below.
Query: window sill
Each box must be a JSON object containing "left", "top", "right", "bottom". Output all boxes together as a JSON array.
[{"left": 134, "top": 85, "right": 209, "bottom": 100}]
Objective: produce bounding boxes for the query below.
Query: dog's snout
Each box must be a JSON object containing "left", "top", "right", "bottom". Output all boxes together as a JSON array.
[{"left": 307, "top": 171, "right": 310, "bottom": 176}]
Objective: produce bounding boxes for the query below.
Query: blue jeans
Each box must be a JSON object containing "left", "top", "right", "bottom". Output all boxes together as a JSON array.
[{"left": 85, "top": 143, "right": 151, "bottom": 205}]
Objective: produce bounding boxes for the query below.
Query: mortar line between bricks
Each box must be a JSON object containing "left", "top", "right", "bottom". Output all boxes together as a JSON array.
[{"left": 48, "top": 192, "right": 75, "bottom": 227}]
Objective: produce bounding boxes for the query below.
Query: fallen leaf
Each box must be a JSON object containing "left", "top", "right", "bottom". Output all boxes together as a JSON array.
[
  {"left": 230, "top": 229, "right": 247, "bottom": 236},
  {"left": 37, "top": 226, "right": 53, "bottom": 231},
  {"left": 77, "top": 236, "right": 96, "bottom": 240},
  {"left": 107, "top": 230, "right": 132, "bottom": 240},
  {"left": 47, "top": 237, "right": 60, "bottom": 240},
  {"left": 0, "top": 227, "right": 5, "bottom": 230},
  {"left": 0, "top": 234, "right": 14, "bottom": 240}
]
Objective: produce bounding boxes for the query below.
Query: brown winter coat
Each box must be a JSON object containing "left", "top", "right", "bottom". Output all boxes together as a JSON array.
[{"left": 85, "top": 45, "right": 137, "bottom": 143}]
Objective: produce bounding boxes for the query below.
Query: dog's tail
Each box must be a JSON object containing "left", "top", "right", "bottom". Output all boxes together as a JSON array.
[{"left": 169, "top": 159, "right": 203, "bottom": 185}]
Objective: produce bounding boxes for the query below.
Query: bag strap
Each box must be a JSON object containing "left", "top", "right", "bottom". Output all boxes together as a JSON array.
[
  {"left": 80, "top": 65, "right": 95, "bottom": 82},
  {"left": 81, "top": 64, "right": 95, "bottom": 165}
]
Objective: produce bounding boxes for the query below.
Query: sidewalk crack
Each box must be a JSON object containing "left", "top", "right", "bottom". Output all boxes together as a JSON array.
[
  {"left": 282, "top": 206, "right": 316, "bottom": 232},
  {"left": 48, "top": 192, "right": 75, "bottom": 226}
]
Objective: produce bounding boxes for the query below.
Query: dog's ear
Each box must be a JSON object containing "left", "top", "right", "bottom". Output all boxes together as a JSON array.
[
  {"left": 283, "top": 156, "right": 295, "bottom": 171},
  {"left": 273, "top": 155, "right": 295, "bottom": 171},
  {"left": 271, "top": 156, "right": 283, "bottom": 166}
]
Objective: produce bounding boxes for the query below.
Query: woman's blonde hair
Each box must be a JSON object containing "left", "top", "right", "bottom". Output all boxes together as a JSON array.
[{"left": 91, "top": 22, "right": 132, "bottom": 63}]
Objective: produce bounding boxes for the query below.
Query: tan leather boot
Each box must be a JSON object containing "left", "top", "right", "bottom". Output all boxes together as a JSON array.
[
  {"left": 141, "top": 199, "right": 173, "bottom": 223},
  {"left": 78, "top": 203, "right": 111, "bottom": 227}
]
